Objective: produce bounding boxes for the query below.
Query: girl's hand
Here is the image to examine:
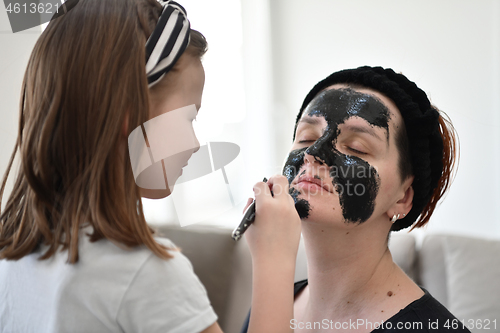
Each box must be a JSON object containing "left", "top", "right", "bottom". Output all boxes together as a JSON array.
[
  {"left": 244, "top": 175, "right": 300, "bottom": 333},
  {"left": 244, "top": 175, "right": 302, "bottom": 265}
]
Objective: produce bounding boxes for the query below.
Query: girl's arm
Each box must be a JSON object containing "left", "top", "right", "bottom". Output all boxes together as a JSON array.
[
  {"left": 245, "top": 175, "right": 301, "bottom": 333},
  {"left": 200, "top": 175, "right": 301, "bottom": 333}
]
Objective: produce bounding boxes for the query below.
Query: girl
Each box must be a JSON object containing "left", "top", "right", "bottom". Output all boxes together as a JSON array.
[{"left": 0, "top": 1, "right": 300, "bottom": 332}]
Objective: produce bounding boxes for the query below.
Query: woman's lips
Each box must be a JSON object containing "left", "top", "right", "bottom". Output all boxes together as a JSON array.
[
  {"left": 293, "top": 175, "right": 332, "bottom": 193},
  {"left": 295, "top": 181, "right": 325, "bottom": 192}
]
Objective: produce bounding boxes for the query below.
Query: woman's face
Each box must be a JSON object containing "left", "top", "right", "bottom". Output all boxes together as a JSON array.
[
  {"left": 139, "top": 53, "right": 205, "bottom": 199},
  {"left": 284, "top": 84, "right": 412, "bottom": 227}
]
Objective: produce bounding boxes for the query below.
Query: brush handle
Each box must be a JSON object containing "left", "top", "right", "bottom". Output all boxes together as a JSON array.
[
  {"left": 231, "top": 200, "right": 256, "bottom": 241},
  {"left": 231, "top": 177, "right": 268, "bottom": 241}
]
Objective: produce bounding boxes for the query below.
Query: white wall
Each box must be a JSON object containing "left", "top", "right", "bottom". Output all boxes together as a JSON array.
[
  {"left": 266, "top": 0, "right": 500, "bottom": 239},
  {"left": 0, "top": 8, "right": 40, "bottom": 210}
]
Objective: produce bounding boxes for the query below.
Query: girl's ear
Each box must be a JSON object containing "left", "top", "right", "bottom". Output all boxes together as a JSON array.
[{"left": 122, "top": 112, "right": 129, "bottom": 138}]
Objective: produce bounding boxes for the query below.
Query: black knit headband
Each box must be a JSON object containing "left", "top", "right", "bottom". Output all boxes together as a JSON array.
[
  {"left": 145, "top": 0, "right": 190, "bottom": 88},
  {"left": 295, "top": 66, "right": 443, "bottom": 231}
]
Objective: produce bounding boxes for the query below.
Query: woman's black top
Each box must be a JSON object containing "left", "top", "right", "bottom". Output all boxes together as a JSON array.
[{"left": 240, "top": 279, "right": 471, "bottom": 332}]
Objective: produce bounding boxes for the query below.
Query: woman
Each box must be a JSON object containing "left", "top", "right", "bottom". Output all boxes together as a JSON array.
[
  {"left": 0, "top": 1, "right": 301, "bottom": 332},
  {"left": 242, "top": 66, "right": 469, "bottom": 332}
]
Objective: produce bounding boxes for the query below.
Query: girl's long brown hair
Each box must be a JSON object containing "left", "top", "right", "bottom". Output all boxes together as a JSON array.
[{"left": 0, "top": 0, "right": 176, "bottom": 263}]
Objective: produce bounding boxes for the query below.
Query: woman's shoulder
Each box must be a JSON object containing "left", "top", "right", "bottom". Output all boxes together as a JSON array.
[{"left": 375, "top": 288, "right": 471, "bottom": 332}]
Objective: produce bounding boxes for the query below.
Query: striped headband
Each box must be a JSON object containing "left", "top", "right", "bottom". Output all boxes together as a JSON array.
[{"left": 145, "top": 0, "right": 191, "bottom": 88}]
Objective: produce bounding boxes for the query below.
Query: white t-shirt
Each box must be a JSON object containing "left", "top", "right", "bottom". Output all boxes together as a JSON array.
[{"left": 0, "top": 226, "right": 217, "bottom": 333}]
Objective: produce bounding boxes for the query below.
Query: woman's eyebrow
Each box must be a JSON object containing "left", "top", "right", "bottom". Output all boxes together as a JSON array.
[
  {"left": 344, "top": 125, "right": 388, "bottom": 144},
  {"left": 298, "top": 116, "right": 323, "bottom": 126}
]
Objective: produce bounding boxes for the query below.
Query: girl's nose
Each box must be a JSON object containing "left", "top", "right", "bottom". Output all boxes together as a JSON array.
[{"left": 192, "top": 136, "right": 200, "bottom": 153}]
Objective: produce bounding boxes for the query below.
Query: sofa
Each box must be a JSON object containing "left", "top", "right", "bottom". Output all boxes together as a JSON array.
[{"left": 152, "top": 225, "right": 500, "bottom": 333}]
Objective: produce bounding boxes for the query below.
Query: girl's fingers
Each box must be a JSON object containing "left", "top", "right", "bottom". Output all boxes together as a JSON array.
[
  {"left": 245, "top": 175, "right": 302, "bottom": 266},
  {"left": 243, "top": 198, "right": 254, "bottom": 213},
  {"left": 266, "top": 175, "right": 290, "bottom": 200},
  {"left": 253, "top": 180, "right": 272, "bottom": 202}
]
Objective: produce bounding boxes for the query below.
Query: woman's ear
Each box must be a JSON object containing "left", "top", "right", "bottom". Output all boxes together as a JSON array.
[{"left": 388, "top": 176, "right": 414, "bottom": 220}]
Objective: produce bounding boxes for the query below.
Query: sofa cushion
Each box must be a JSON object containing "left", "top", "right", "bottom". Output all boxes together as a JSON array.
[
  {"left": 444, "top": 235, "right": 500, "bottom": 326},
  {"left": 389, "top": 232, "right": 418, "bottom": 281}
]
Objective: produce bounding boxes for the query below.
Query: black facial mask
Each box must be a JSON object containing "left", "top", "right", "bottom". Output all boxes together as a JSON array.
[{"left": 283, "top": 88, "right": 390, "bottom": 223}]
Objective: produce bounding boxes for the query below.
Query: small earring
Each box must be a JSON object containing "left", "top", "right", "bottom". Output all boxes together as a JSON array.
[{"left": 391, "top": 214, "right": 400, "bottom": 223}]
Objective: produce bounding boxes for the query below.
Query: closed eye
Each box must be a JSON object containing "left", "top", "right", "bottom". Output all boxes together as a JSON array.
[
  {"left": 347, "top": 146, "right": 367, "bottom": 155},
  {"left": 298, "top": 140, "right": 316, "bottom": 144}
]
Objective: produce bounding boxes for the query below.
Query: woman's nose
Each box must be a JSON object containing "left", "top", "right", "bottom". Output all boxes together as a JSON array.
[
  {"left": 303, "top": 150, "right": 324, "bottom": 165},
  {"left": 303, "top": 133, "right": 335, "bottom": 166}
]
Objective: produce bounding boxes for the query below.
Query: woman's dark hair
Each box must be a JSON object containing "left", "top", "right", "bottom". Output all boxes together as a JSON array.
[{"left": 294, "top": 66, "right": 458, "bottom": 231}]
